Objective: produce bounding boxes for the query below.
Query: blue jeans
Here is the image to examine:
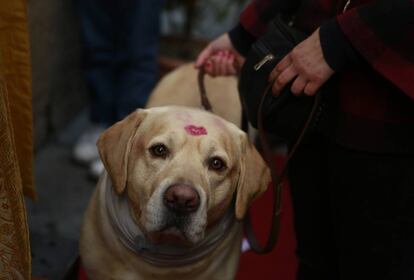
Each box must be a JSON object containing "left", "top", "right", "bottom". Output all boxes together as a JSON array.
[{"left": 77, "top": 0, "right": 163, "bottom": 125}]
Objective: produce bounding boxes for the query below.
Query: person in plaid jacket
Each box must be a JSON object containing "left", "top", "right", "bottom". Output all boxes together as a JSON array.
[{"left": 196, "top": 0, "right": 414, "bottom": 279}]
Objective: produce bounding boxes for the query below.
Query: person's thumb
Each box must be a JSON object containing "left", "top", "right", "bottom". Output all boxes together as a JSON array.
[{"left": 195, "top": 46, "right": 214, "bottom": 68}]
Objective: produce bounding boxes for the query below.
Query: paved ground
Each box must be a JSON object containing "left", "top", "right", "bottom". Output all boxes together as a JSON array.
[{"left": 27, "top": 111, "right": 96, "bottom": 280}]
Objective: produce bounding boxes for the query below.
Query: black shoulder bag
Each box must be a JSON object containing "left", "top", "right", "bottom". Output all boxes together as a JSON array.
[{"left": 239, "top": 14, "right": 323, "bottom": 141}]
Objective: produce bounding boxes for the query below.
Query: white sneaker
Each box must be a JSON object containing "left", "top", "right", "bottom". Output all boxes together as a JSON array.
[
  {"left": 73, "top": 125, "right": 106, "bottom": 164},
  {"left": 89, "top": 158, "right": 105, "bottom": 180}
]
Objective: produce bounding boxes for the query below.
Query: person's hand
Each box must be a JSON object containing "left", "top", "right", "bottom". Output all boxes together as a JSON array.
[
  {"left": 269, "top": 28, "right": 334, "bottom": 96},
  {"left": 195, "top": 33, "right": 245, "bottom": 77}
]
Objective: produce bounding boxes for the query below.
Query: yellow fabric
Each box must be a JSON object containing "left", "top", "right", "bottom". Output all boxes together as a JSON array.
[
  {"left": 0, "top": 0, "right": 35, "bottom": 200},
  {"left": 0, "top": 0, "right": 34, "bottom": 279},
  {"left": 0, "top": 81, "right": 31, "bottom": 279}
]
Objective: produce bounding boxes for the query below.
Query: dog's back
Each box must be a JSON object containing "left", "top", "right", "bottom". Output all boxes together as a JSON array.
[{"left": 146, "top": 63, "right": 242, "bottom": 127}]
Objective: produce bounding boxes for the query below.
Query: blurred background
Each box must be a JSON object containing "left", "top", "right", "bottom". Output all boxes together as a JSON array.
[{"left": 25, "top": 0, "right": 248, "bottom": 279}]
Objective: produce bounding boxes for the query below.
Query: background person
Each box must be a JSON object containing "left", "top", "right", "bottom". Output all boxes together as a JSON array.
[{"left": 74, "top": 0, "right": 164, "bottom": 178}]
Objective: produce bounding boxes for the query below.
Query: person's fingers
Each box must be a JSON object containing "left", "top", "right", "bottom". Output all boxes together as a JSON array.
[
  {"left": 271, "top": 64, "right": 297, "bottom": 95},
  {"left": 211, "top": 54, "right": 222, "bottom": 77},
  {"left": 203, "top": 53, "right": 222, "bottom": 77},
  {"left": 214, "top": 51, "right": 233, "bottom": 76},
  {"left": 195, "top": 46, "right": 213, "bottom": 68},
  {"left": 224, "top": 51, "right": 234, "bottom": 74},
  {"left": 204, "top": 60, "right": 214, "bottom": 75},
  {"left": 217, "top": 52, "right": 227, "bottom": 76},
  {"left": 269, "top": 54, "right": 292, "bottom": 82},
  {"left": 290, "top": 76, "right": 308, "bottom": 96},
  {"left": 226, "top": 54, "right": 237, "bottom": 75},
  {"left": 219, "top": 52, "right": 236, "bottom": 76},
  {"left": 198, "top": 48, "right": 240, "bottom": 77},
  {"left": 303, "top": 82, "right": 320, "bottom": 96}
]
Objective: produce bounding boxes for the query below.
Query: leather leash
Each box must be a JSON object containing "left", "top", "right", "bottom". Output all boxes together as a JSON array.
[
  {"left": 197, "top": 68, "right": 321, "bottom": 254},
  {"left": 197, "top": 67, "right": 213, "bottom": 111},
  {"left": 244, "top": 82, "right": 322, "bottom": 254}
]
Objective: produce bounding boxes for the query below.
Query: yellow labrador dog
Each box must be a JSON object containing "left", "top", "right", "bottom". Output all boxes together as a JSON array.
[{"left": 79, "top": 66, "right": 270, "bottom": 280}]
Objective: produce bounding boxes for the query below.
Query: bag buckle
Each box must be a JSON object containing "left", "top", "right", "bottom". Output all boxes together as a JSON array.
[
  {"left": 343, "top": 0, "right": 351, "bottom": 13},
  {"left": 254, "top": 54, "right": 275, "bottom": 71}
]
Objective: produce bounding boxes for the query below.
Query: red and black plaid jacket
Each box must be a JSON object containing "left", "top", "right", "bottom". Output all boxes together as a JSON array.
[{"left": 230, "top": 0, "right": 414, "bottom": 153}]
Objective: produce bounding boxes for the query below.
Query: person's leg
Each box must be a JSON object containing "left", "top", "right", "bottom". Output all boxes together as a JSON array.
[
  {"left": 289, "top": 134, "right": 339, "bottom": 280},
  {"left": 327, "top": 143, "right": 414, "bottom": 280},
  {"left": 114, "top": 0, "right": 164, "bottom": 120},
  {"left": 77, "top": 0, "right": 116, "bottom": 126},
  {"left": 74, "top": 0, "right": 117, "bottom": 165}
]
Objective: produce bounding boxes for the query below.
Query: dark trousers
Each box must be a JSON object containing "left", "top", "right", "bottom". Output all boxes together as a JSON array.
[
  {"left": 289, "top": 133, "right": 414, "bottom": 280},
  {"left": 77, "top": 0, "right": 163, "bottom": 125}
]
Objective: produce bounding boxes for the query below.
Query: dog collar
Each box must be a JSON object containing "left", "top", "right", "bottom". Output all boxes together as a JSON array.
[{"left": 104, "top": 174, "right": 236, "bottom": 267}]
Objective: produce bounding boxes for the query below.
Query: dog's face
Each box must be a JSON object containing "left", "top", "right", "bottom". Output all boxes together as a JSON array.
[{"left": 98, "top": 106, "right": 270, "bottom": 245}]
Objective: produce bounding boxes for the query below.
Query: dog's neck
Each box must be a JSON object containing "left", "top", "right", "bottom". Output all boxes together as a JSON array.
[{"left": 103, "top": 174, "right": 236, "bottom": 267}]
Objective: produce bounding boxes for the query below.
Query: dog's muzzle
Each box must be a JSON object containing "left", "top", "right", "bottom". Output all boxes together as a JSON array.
[
  {"left": 104, "top": 175, "right": 236, "bottom": 266},
  {"left": 163, "top": 184, "right": 200, "bottom": 215}
]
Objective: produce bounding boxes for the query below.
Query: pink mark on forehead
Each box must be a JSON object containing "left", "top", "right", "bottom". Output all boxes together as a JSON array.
[{"left": 184, "top": 125, "right": 208, "bottom": 136}]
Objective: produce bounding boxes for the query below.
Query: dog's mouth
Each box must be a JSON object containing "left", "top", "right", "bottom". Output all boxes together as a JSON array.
[
  {"left": 147, "top": 226, "right": 193, "bottom": 247},
  {"left": 145, "top": 213, "right": 203, "bottom": 246}
]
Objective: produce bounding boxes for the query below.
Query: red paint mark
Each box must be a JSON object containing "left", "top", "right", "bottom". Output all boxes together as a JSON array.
[{"left": 184, "top": 125, "right": 207, "bottom": 136}]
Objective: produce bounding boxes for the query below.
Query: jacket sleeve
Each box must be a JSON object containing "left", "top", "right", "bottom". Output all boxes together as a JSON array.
[
  {"left": 229, "top": 0, "right": 302, "bottom": 56},
  {"left": 336, "top": 0, "right": 414, "bottom": 98},
  {"left": 319, "top": 18, "right": 361, "bottom": 71}
]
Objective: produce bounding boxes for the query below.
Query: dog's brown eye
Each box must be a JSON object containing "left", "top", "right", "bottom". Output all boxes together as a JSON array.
[
  {"left": 150, "top": 144, "right": 169, "bottom": 158},
  {"left": 209, "top": 157, "right": 226, "bottom": 172}
]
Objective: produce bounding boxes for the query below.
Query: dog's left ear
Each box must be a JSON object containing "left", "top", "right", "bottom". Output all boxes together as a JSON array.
[
  {"left": 97, "top": 109, "right": 148, "bottom": 194},
  {"left": 235, "top": 133, "right": 271, "bottom": 220}
]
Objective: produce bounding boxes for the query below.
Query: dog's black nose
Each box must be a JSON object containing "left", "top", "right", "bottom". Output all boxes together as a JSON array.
[{"left": 163, "top": 184, "right": 200, "bottom": 215}]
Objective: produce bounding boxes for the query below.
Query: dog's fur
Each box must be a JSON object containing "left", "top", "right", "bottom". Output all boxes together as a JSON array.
[
  {"left": 79, "top": 65, "right": 270, "bottom": 280},
  {"left": 146, "top": 63, "right": 242, "bottom": 127}
]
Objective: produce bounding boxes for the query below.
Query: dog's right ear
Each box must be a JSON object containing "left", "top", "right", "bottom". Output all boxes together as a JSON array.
[
  {"left": 97, "top": 109, "right": 148, "bottom": 194},
  {"left": 235, "top": 133, "right": 271, "bottom": 220}
]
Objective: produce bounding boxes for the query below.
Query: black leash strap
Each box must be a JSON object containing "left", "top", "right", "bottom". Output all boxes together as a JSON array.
[
  {"left": 197, "top": 68, "right": 321, "bottom": 254},
  {"left": 197, "top": 68, "right": 213, "bottom": 111},
  {"left": 244, "top": 81, "right": 322, "bottom": 254}
]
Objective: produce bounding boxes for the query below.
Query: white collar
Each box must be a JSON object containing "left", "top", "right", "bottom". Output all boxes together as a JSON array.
[{"left": 104, "top": 177, "right": 236, "bottom": 267}]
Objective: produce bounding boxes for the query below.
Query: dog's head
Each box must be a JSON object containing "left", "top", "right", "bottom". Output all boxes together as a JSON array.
[{"left": 98, "top": 106, "right": 270, "bottom": 245}]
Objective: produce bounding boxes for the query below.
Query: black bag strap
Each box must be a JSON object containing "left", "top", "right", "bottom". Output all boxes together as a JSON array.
[
  {"left": 198, "top": 68, "right": 321, "bottom": 253},
  {"left": 244, "top": 82, "right": 322, "bottom": 254}
]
